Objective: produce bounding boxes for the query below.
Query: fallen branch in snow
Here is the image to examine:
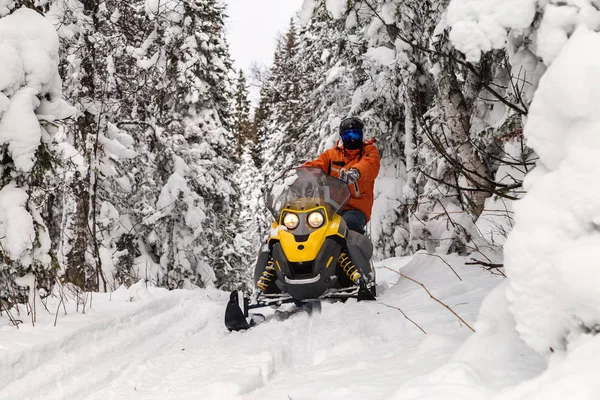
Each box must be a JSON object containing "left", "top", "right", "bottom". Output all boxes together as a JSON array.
[
  {"left": 465, "top": 259, "right": 506, "bottom": 277},
  {"left": 379, "top": 302, "right": 427, "bottom": 334},
  {"left": 418, "top": 254, "right": 462, "bottom": 281},
  {"left": 381, "top": 266, "right": 476, "bottom": 333},
  {"left": 465, "top": 259, "right": 503, "bottom": 269},
  {"left": 401, "top": 273, "right": 476, "bottom": 332}
]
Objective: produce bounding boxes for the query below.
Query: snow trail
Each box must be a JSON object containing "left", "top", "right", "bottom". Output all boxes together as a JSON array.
[
  {"left": 0, "top": 289, "right": 210, "bottom": 399},
  {"left": 1, "top": 254, "right": 504, "bottom": 399}
]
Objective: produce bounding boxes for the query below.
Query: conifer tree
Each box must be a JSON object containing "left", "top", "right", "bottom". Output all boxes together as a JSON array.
[
  {"left": 46, "top": 0, "right": 144, "bottom": 291},
  {"left": 232, "top": 69, "right": 254, "bottom": 154},
  {"left": 130, "top": 0, "right": 245, "bottom": 289},
  {"left": 0, "top": 8, "right": 74, "bottom": 301},
  {"left": 46, "top": 0, "right": 247, "bottom": 290},
  {"left": 257, "top": 21, "right": 308, "bottom": 178}
]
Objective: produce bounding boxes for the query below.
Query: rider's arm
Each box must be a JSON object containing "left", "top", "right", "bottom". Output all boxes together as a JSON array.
[
  {"left": 352, "top": 145, "right": 380, "bottom": 181},
  {"left": 302, "top": 150, "right": 331, "bottom": 174}
]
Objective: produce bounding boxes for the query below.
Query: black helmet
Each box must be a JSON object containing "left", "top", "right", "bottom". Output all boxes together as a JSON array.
[
  {"left": 339, "top": 117, "right": 364, "bottom": 150},
  {"left": 339, "top": 117, "right": 364, "bottom": 134}
]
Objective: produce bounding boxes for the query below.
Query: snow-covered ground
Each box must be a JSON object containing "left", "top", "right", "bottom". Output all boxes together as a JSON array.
[{"left": 1, "top": 253, "right": 517, "bottom": 400}]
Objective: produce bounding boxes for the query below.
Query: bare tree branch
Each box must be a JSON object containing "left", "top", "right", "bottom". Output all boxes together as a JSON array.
[
  {"left": 381, "top": 266, "right": 476, "bottom": 332},
  {"left": 379, "top": 301, "right": 428, "bottom": 334},
  {"left": 418, "top": 253, "right": 463, "bottom": 282},
  {"left": 465, "top": 259, "right": 504, "bottom": 270},
  {"left": 361, "top": 0, "right": 528, "bottom": 115}
]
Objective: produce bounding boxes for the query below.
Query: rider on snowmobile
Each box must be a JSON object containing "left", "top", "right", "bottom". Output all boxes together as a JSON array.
[
  {"left": 250, "top": 116, "right": 380, "bottom": 298},
  {"left": 302, "top": 117, "right": 381, "bottom": 234},
  {"left": 225, "top": 118, "right": 380, "bottom": 331}
]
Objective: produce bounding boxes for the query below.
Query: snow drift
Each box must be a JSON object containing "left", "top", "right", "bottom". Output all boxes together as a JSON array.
[{"left": 504, "top": 26, "right": 600, "bottom": 355}]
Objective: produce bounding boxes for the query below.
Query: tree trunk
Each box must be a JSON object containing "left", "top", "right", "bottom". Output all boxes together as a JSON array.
[{"left": 436, "top": 66, "right": 493, "bottom": 216}]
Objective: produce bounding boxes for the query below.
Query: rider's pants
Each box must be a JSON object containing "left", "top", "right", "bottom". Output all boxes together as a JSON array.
[{"left": 340, "top": 209, "right": 367, "bottom": 234}]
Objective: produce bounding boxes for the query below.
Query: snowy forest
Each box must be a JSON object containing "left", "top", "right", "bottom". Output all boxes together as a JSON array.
[
  {"left": 0, "top": 0, "right": 536, "bottom": 303},
  {"left": 3, "top": 0, "right": 600, "bottom": 398}
]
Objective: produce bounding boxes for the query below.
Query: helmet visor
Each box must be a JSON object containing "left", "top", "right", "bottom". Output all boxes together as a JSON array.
[{"left": 341, "top": 129, "right": 363, "bottom": 142}]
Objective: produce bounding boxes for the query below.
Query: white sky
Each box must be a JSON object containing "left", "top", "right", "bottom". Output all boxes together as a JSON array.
[{"left": 223, "top": 0, "right": 304, "bottom": 103}]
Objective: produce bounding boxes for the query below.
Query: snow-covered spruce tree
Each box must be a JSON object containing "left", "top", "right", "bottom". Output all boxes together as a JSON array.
[
  {"left": 45, "top": 0, "right": 246, "bottom": 291},
  {"left": 252, "top": 71, "right": 275, "bottom": 171},
  {"left": 249, "top": 22, "right": 312, "bottom": 248},
  {"left": 257, "top": 21, "right": 308, "bottom": 179},
  {"left": 232, "top": 69, "right": 262, "bottom": 273},
  {"left": 293, "top": 1, "right": 359, "bottom": 161},
  {"left": 133, "top": 0, "right": 246, "bottom": 290},
  {"left": 337, "top": 1, "right": 411, "bottom": 258},
  {"left": 0, "top": 8, "right": 75, "bottom": 302},
  {"left": 236, "top": 145, "right": 263, "bottom": 276},
  {"left": 232, "top": 69, "right": 254, "bottom": 154},
  {"left": 43, "top": 0, "right": 144, "bottom": 292}
]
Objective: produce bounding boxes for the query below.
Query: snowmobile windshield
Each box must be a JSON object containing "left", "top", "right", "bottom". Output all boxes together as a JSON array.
[{"left": 264, "top": 167, "right": 351, "bottom": 220}]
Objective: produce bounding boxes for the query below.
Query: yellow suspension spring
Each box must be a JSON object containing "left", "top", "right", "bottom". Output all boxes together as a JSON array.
[
  {"left": 256, "top": 260, "right": 276, "bottom": 291},
  {"left": 338, "top": 252, "right": 361, "bottom": 283}
]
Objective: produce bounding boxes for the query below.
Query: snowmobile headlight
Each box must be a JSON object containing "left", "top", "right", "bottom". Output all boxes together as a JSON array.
[
  {"left": 307, "top": 211, "right": 325, "bottom": 229},
  {"left": 283, "top": 212, "right": 300, "bottom": 230}
]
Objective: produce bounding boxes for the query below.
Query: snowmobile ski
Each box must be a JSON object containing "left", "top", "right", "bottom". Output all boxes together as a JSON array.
[
  {"left": 224, "top": 291, "right": 251, "bottom": 331},
  {"left": 225, "top": 285, "right": 374, "bottom": 332}
]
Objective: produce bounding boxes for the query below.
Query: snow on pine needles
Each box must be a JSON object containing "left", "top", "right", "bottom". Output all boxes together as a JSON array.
[{"left": 0, "top": 8, "right": 75, "bottom": 295}]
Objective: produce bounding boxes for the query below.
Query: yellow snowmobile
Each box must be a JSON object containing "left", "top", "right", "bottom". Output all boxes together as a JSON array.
[{"left": 225, "top": 167, "right": 376, "bottom": 331}]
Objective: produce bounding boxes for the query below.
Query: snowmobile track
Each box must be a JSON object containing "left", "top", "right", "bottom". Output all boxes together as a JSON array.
[{"left": 0, "top": 291, "right": 207, "bottom": 400}]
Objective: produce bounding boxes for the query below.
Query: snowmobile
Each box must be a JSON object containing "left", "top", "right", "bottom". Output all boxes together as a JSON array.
[{"left": 225, "top": 167, "right": 376, "bottom": 331}]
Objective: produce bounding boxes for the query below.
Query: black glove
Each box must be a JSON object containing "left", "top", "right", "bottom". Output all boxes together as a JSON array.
[{"left": 339, "top": 168, "right": 360, "bottom": 184}]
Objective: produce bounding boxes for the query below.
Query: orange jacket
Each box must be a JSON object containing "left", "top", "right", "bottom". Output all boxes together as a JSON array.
[{"left": 303, "top": 139, "right": 380, "bottom": 220}]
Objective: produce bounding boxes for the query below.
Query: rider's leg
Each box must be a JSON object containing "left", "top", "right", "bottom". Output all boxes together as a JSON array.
[
  {"left": 340, "top": 209, "right": 367, "bottom": 234},
  {"left": 338, "top": 210, "right": 373, "bottom": 288}
]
